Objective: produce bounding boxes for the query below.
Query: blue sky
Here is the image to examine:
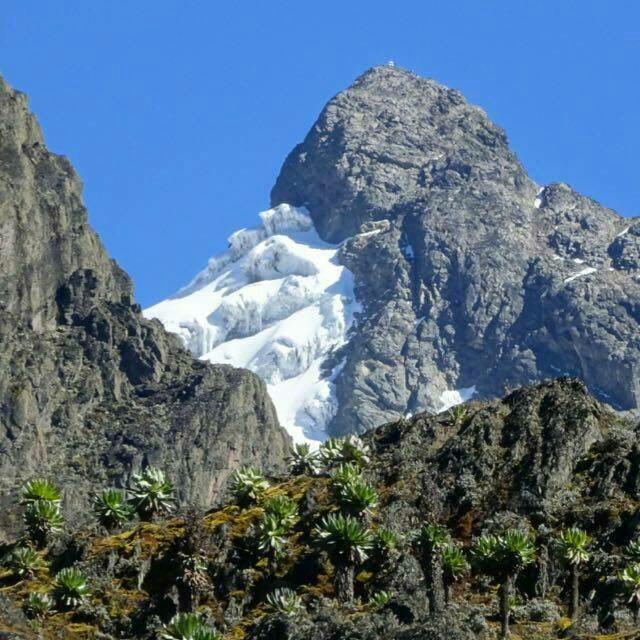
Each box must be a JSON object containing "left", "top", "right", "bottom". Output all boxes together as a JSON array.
[{"left": 1, "top": 1, "right": 639, "bottom": 306}]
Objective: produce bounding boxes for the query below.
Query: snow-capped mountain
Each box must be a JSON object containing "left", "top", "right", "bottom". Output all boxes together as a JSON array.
[
  {"left": 147, "top": 65, "right": 640, "bottom": 442},
  {"left": 145, "top": 204, "right": 359, "bottom": 444}
]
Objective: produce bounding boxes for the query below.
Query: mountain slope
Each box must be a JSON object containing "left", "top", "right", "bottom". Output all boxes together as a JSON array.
[
  {"left": 149, "top": 65, "right": 640, "bottom": 439},
  {"left": 0, "top": 76, "right": 290, "bottom": 537},
  {"left": 3, "top": 378, "right": 640, "bottom": 639}
]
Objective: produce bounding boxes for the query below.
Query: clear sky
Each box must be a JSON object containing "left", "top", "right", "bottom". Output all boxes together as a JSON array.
[{"left": 1, "top": 1, "right": 639, "bottom": 306}]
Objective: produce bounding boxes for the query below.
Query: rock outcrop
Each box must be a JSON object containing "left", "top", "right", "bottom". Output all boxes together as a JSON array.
[
  {"left": 270, "top": 65, "right": 640, "bottom": 435},
  {"left": 3, "top": 379, "right": 640, "bottom": 639},
  {"left": 0, "top": 76, "right": 290, "bottom": 537}
]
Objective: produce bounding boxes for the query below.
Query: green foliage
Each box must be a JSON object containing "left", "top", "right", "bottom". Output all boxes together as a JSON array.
[
  {"left": 556, "top": 527, "right": 591, "bottom": 566},
  {"left": 314, "top": 513, "right": 374, "bottom": 564},
  {"left": 7, "top": 546, "right": 40, "bottom": 578},
  {"left": 416, "top": 523, "right": 449, "bottom": 553},
  {"left": 330, "top": 463, "right": 378, "bottom": 516},
  {"left": 442, "top": 542, "right": 470, "bottom": 582},
  {"left": 24, "top": 500, "right": 63, "bottom": 545},
  {"left": 266, "top": 588, "right": 304, "bottom": 616},
  {"left": 471, "top": 534, "right": 500, "bottom": 574},
  {"left": 263, "top": 495, "right": 298, "bottom": 529},
  {"left": 19, "top": 478, "right": 61, "bottom": 505},
  {"left": 625, "top": 539, "right": 640, "bottom": 562},
  {"left": 229, "top": 466, "right": 269, "bottom": 505},
  {"left": 335, "top": 475, "right": 378, "bottom": 517},
  {"left": 53, "top": 567, "right": 89, "bottom": 609},
  {"left": 288, "top": 443, "right": 321, "bottom": 476},
  {"left": 619, "top": 563, "right": 640, "bottom": 607},
  {"left": 129, "top": 467, "right": 175, "bottom": 518},
  {"left": 367, "top": 590, "right": 391, "bottom": 610},
  {"left": 330, "top": 463, "right": 362, "bottom": 487},
  {"left": 161, "top": 612, "right": 222, "bottom": 640},
  {"left": 471, "top": 531, "right": 535, "bottom": 578},
  {"left": 374, "top": 528, "right": 399, "bottom": 554},
  {"left": 446, "top": 404, "right": 469, "bottom": 428},
  {"left": 496, "top": 530, "right": 536, "bottom": 576},
  {"left": 340, "top": 435, "right": 371, "bottom": 467},
  {"left": 256, "top": 513, "right": 288, "bottom": 557},
  {"left": 318, "top": 437, "right": 346, "bottom": 467},
  {"left": 319, "top": 435, "right": 371, "bottom": 468},
  {"left": 93, "top": 489, "right": 133, "bottom": 529},
  {"left": 22, "top": 592, "right": 53, "bottom": 621}
]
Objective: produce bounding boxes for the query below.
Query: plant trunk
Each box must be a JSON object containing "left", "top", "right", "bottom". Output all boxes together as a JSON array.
[
  {"left": 335, "top": 562, "right": 354, "bottom": 603},
  {"left": 568, "top": 564, "right": 579, "bottom": 619},
  {"left": 444, "top": 581, "right": 451, "bottom": 604},
  {"left": 425, "top": 550, "right": 445, "bottom": 616},
  {"left": 632, "top": 600, "right": 639, "bottom": 625},
  {"left": 536, "top": 544, "right": 549, "bottom": 599},
  {"left": 499, "top": 574, "right": 513, "bottom": 639}
]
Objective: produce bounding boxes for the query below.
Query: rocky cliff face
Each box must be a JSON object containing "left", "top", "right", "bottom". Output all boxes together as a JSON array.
[
  {"left": 0, "top": 76, "right": 290, "bottom": 537},
  {"left": 271, "top": 65, "right": 640, "bottom": 434}
]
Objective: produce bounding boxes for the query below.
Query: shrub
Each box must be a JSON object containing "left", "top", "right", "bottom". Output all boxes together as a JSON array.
[
  {"left": 319, "top": 436, "right": 371, "bottom": 468},
  {"left": 416, "top": 523, "right": 449, "bottom": 553},
  {"left": 368, "top": 590, "right": 391, "bottom": 609},
  {"left": 7, "top": 546, "right": 40, "bottom": 579},
  {"left": 24, "top": 500, "right": 63, "bottom": 546},
  {"left": 256, "top": 513, "right": 288, "bottom": 558},
  {"left": 556, "top": 528, "right": 591, "bottom": 566},
  {"left": 314, "top": 513, "right": 373, "bottom": 603},
  {"left": 53, "top": 567, "right": 89, "bottom": 609},
  {"left": 619, "top": 563, "right": 640, "bottom": 622},
  {"left": 330, "top": 462, "right": 362, "bottom": 488},
  {"left": 374, "top": 528, "right": 399, "bottom": 554},
  {"left": 314, "top": 513, "right": 374, "bottom": 563},
  {"left": 556, "top": 527, "right": 590, "bottom": 619},
  {"left": 93, "top": 489, "right": 133, "bottom": 529},
  {"left": 263, "top": 495, "right": 298, "bottom": 529},
  {"left": 161, "top": 612, "right": 222, "bottom": 640},
  {"left": 626, "top": 539, "right": 640, "bottom": 562},
  {"left": 266, "top": 588, "right": 304, "bottom": 616},
  {"left": 19, "top": 479, "right": 61, "bottom": 505},
  {"left": 442, "top": 542, "right": 470, "bottom": 601},
  {"left": 336, "top": 476, "right": 378, "bottom": 517},
  {"left": 22, "top": 592, "right": 53, "bottom": 621},
  {"left": 229, "top": 466, "right": 269, "bottom": 506},
  {"left": 129, "top": 467, "right": 175, "bottom": 518},
  {"left": 288, "top": 443, "right": 321, "bottom": 476},
  {"left": 446, "top": 404, "right": 469, "bottom": 428}
]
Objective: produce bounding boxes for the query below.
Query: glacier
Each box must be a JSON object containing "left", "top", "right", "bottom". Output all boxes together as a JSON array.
[{"left": 144, "top": 204, "right": 360, "bottom": 445}]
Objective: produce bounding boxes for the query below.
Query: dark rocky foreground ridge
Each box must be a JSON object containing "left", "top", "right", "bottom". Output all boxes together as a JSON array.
[
  {"left": 3, "top": 378, "right": 640, "bottom": 639},
  {"left": 272, "top": 65, "right": 640, "bottom": 435},
  {"left": 0, "top": 75, "right": 290, "bottom": 537}
]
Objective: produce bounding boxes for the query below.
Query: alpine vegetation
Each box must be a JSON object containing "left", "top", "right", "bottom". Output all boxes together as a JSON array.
[{"left": 129, "top": 466, "right": 175, "bottom": 519}]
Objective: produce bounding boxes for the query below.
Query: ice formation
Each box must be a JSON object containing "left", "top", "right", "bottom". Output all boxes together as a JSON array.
[{"left": 145, "top": 204, "right": 359, "bottom": 445}]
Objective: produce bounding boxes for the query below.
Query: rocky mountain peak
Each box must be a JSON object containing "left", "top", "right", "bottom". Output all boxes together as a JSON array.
[
  {"left": 271, "top": 64, "right": 534, "bottom": 242},
  {"left": 150, "top": 66, "right": 639, "bottom": 441}
]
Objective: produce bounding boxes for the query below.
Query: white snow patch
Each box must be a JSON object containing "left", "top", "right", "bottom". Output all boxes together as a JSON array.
[
  {"left": 564, "top": 267, "right": 597, "bottom": 283},
  {"left": 403, "top": 244, "right": 415, "bottom": 259},
  {"left": 552, "top": 255, "right": 563, "bottom": 261},
  {"left": 145, "top": 204, "right": 359, "bottom": 446},
  {"left": 616, "top": 226, "right": 631, "bottom": 238},
  {"left": 358, "top": 228, "right": 383, "bottom": 238},
  {"left": 534, "top": 186, "right": 544, "bottom": 209},
  {"left": 572, "top": 258, "right": 585, "bottom": 264},
  {"left": 438, "top": 386, "right": 477, "bottom": 413}
]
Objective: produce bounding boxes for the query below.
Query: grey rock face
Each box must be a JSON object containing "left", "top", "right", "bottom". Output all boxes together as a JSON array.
[
  {"left": 272, "top": 65, "right": 640, "bottom": 434},
  {"left": 0, "top": 76, "right": 290, "bottom": 537}
]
